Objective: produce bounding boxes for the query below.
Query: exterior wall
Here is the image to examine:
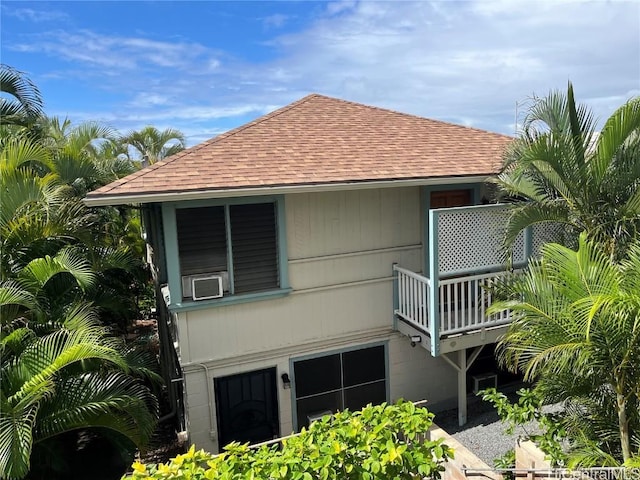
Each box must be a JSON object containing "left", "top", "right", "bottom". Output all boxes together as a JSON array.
[
  {"left": 176, "top": 187, "right": 423, "bottom": 364},
  {"left": 388, "top": 333, "right": 457, "bottom": 412},
  {"left": 184, "top": 331, "right": 458, "bottom": 453},
  {"left": 165, "top": 186, "right": 478, "bottom": 452}
]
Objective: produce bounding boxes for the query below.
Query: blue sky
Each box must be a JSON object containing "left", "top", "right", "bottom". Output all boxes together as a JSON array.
[{"left": 2, "top": 1, "right": 639, "bottom": 146}]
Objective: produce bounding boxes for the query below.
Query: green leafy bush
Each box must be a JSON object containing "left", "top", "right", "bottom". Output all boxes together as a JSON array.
[
  {"left": 480, "top": 388, "right": 567, "bottom": 466},
  {"left": 123, "top": 400, "right": 453, "bottom": 479}
]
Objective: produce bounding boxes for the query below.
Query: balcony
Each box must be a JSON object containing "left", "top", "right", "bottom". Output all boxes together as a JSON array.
[{"left": 393, "top": 204, "right": 558, "bottom": 356}]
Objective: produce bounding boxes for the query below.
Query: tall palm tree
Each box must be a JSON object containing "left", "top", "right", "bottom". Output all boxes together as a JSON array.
[
  {"left": 489, "top": 233, "right": 640, "bottom": 464},
  {"left": 0, "top": 69, "right": 160, "bottom": 479},
  {"left": 0, "top": 64, "right": 44, "bottom": 128},
  {"left": 123, "top": 126, "right": 186, "bottom": 166},
  {"left": 496, "top": 83, "right": 640, "bottom": 259}
]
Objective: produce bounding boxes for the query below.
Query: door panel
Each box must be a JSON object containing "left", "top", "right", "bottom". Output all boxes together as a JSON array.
[{"left": 215, "top": 368, "right": 279, "bottom": 449}]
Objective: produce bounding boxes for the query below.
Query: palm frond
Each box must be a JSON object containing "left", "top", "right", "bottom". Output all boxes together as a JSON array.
[
  {"left": 34, "top": 371, "right": 158, "bottom": 448},
  {"left": 594, "top": 97, "right": 640, "bottom": 183},
  {"left": 0, "top": 403, "right": 39, "bottom": 479},
  {"left": 0, "top": 64, "right": 44, "bottom": 125},
  {"left": 17, "top": 248, "right": 95, "bottom": 294}
]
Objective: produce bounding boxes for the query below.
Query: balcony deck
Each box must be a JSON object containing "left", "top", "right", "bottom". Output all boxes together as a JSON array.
[
  {"left": 392, "top": 203, "right": 558, "bottom": 356},
  {"left": 393, "top": 266, "right": 512, "bottom": 354},
  {"left": 392, "top": 203, "right": 560, "bottom": 425}
]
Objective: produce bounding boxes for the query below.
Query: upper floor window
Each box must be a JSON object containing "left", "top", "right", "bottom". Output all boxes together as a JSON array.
[{"left": 176, "top": 202, "right": 279, "bottom": 301}]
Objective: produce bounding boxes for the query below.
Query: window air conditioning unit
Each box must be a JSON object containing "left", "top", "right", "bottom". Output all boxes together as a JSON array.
[
  {"left": 182, "top": 272, "right": 229, "bottom": 300},
  {"left": 472, "top": 372, "right": 498, "bottom": 394},
  {"left": 191, "top": 275, "right": 223, "bottom": 300}
]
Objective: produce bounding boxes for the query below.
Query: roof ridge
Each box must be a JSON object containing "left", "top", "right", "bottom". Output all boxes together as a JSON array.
[
  {"left": 207, "top": 94, "right": 320, "bottom": 143},
  {"left": 311, "top": 94, "right": 514, "bottom": 140},
  {"left": 97, "top": 94, "right": 322, "bottom": 194}
]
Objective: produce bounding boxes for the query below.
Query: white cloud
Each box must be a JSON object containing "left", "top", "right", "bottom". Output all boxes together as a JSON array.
[
  {"left": 326, "top": 1, "right": 357, "bottom": 16},
  {"left": 2, "top": 6, "right": 68, "bottom": 23},
  {"left": 7, "top": 0, "right": 639, "bottom": 145},
  {"left": 9, "top": 29, "right": 219, "bottom": 71},
  {"left": 263, "top": 13, "right": 289, "bottom": 29},
  {"left": 257, "top": 0, "right": 639, "bottom": 132}
]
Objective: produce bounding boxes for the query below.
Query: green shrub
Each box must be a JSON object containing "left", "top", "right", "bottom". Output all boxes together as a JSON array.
[
  {"left": 123, "top": 400, "right": 453, "bottom": 479},
  {"left": 480, "top": 388, "right": 567, "bottom": 466}
]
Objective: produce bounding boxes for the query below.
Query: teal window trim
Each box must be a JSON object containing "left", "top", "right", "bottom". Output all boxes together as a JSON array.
[
  {"left": 169, "top": 288, "right": 292, "bottom": 313},
  {"left": 161, "top": 195, "right": 290, "bottom": 308},
  {"left": 289, "top": 341, "right": 389, "bottom": 432},
  {"left": 277, "top": 198, "right": 290, "bottom": 289},
  {"left": 168, "top": 195, "right": 281, "bottom": 209},
  {"left": 224, "top": 206, "right": 235, "bottom": 295},
  {"left": 161, "top": 203, "right": 182, "bottom": 309},
  {"left": 428, "top": 209, "right": 440, "bottom": 357}
]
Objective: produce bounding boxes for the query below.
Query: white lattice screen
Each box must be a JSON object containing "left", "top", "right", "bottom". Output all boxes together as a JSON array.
[
  {"left": 436, "top": 205, "right": 525, "bottom": 276},
  {"left": 531, "top": 223, "right": 565, "bottom": 257}
]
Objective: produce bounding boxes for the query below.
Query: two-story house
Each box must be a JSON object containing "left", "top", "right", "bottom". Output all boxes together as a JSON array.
[{"left": 86, "top": 94, "right": 545, "bottom": 454}]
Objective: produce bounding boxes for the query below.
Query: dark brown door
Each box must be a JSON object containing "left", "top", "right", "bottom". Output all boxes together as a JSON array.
[
  {"left": 215, "top": 368, "right": 280, "bottom": 449},
  {"left": 430, "top": 189, "right": 472, "bottom": 208}
]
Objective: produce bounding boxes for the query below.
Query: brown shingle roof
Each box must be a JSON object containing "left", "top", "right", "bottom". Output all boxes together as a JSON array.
[{"left": 87, "top": 94, "right": 512, "bottom": 204}]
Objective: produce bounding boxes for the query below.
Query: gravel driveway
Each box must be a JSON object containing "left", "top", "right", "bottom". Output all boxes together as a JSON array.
[{"left": 433, "top": 389, "right": 529, "bottom": 466}]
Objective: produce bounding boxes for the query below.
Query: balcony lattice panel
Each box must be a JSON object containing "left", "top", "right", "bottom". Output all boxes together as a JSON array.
[
  {"left": 531, "top": 223, "right": 565, "bottom": 257},
  {"left": 436, "top": 206, "right": 525, "bottom": 276}
]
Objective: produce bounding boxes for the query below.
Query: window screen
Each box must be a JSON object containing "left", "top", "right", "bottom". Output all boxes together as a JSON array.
[
  {"left": 293, "top": 345, "right": 386, "bottom": 429},
  {"left": 177, "top": 206, "right": 227, "bottom": 288},
  {"left": 230, "top": 203, "right": 278, "bottom": 293},
  {"left": 175, "top": 202, "right": 279, "bottom": 299}
]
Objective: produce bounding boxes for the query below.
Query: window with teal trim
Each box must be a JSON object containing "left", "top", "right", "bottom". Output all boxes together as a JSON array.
[
  {"left": 176, "top": 202, "right": 279, "bottom": 301},
  {"left": 293, "top": 345, "right": 387, "bottom": 429}
]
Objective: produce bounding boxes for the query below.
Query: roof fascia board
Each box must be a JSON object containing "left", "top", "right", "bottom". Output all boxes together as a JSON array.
[{"left": 85, "top": 175, "right": 493, "bottom": 207}]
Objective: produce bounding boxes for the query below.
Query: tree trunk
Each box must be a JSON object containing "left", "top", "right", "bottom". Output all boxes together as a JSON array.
[{"left": 616, "top": 392, "right": 631, "bottom": 462}]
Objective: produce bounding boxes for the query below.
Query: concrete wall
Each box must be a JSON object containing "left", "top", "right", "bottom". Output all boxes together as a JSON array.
[{"left": 429, "top": 424, "right": 502, "bottom": 480}]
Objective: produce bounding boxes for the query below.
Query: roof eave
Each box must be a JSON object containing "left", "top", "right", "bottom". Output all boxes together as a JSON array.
[{"left": 84, "top": 175, "right": 495, "bottom": 207}]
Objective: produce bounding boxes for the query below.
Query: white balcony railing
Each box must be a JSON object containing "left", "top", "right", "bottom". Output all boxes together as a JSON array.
[
  {"left": 394, "top": 266, "right": 512, "bottom": 340},
  {"left": 394, "top": 265, "right": 430, "bottom": 332},
  {"left": 438, "top": 271, "right": 512, "bottom": 336}
]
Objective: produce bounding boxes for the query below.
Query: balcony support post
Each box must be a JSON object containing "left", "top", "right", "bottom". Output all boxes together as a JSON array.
[
  {"left": 457, "top": 349, "right": 467, "bottom": 426},
  {"left": 441, "top": 346, "right": 485, "bottom": 427}
]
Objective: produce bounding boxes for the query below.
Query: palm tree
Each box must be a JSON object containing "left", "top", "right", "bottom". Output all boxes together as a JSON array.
[
  {"left": 0, "top": 64, "right": 44, "bottom": 128},
  {"left": 489, "top": 233, "right": 640, "bottom": 464},
  {"left": 123, "top": 126, "right": 186, "bottom": 166},
  {"left": 0, "top": 69, "right": 161, "bottom": 478},
  {"left": 496, "top": 83, "right": 640, "bottom": 259},
  {"left": 0, "top": 314, "right": 158, "bottom": 479},
  {"left": 1, "top": 129, "right": 145, "bottom": 328},
  {"left": 0, "top": 251, "right": 158, "bottom": 480},
  {"left": 38, "top": 117, "right": 136, "bottom": 195}
]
